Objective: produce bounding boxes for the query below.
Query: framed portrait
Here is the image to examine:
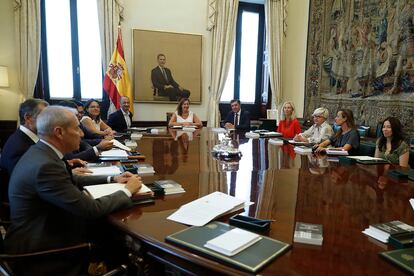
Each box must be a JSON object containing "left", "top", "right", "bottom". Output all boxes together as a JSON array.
[{"left": 132, "top": 29, "right": 202, "bottom": 104}]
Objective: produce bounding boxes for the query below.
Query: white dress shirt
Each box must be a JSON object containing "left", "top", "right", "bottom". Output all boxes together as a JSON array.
[{"left": 19, "top": 125, "right": 39, "bottom": 143}]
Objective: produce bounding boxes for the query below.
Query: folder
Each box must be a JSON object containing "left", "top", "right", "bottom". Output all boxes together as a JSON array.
[{"left": 166, "top": 221, "right": 290, "bottom": 273}]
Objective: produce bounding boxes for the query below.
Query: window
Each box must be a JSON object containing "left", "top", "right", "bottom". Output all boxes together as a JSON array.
[
  {"left": 220, "top": 3, "right": 265, "bottom": 105},
  {"left": 41, "top": 0, "right": 103, "bottom": 100}
]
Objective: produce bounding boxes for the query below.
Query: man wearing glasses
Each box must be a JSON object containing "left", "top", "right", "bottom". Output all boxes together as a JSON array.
[{"left": 293, "top": 107, "right": 333, "bottom": 143}]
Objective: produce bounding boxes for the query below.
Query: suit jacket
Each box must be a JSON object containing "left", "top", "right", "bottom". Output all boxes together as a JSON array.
[
  {"left": 224, "top": 110, "right": 251, "bottom": 130},
  {"left": 64, "top": 140, "right": 99, "bottom": 162},
  {"left": 107, "top": 109, "right": 133, "bottom": 132},
  {"left": 151, "top": 66, "right": 179, "bottom": 92},
  {"left": 5, "top": 141, "right": 131, "bottom": 275},
  {"left": 0, "top": 128, "right": 35, "bottom": 175}
]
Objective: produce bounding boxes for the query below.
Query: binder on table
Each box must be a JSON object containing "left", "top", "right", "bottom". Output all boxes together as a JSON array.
[{"left": 166, "top": 221, "right": 290, "bottom": 273}]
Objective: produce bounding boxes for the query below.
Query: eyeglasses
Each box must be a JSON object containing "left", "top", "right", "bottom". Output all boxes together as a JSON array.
[{"left": 313, "top": 115, "right": 323, "bottom": 118}]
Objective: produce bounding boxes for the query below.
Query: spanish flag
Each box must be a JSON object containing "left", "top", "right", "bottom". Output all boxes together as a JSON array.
[{"left": 103, "top": 28, "right": 133, "bottom": 114}]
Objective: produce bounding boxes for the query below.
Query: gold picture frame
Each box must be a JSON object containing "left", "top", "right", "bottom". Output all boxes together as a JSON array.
[{"left": 132, "top": 29, "right": 202, "bottom": 104}]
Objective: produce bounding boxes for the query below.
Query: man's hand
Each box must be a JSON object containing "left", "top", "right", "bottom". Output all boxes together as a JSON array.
[
  {"left": 72, "top": 167, "right": 92, "bottom": 175},
  {"left": 114, "top": 171, "right": 139, "bottom": 183},
  {"left": 97, "top": 139, "right": 113, "bottom": 151},
  {"left": 224, "top": 122, "right": 235, "bottom": 129},
  {"left": 67, "top": 158, "right": 87, "bottom": 167},
  {"left": 124, "top": 175, "right": 142, "bottom": 195}
]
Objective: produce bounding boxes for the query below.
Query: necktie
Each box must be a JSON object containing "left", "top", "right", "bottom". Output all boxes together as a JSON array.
[
  {"left": 234, "top": 113, "right": 239, "bottom": 126},
  {"left": 161, "top": 68, "right": 168, "bottom": 82}
]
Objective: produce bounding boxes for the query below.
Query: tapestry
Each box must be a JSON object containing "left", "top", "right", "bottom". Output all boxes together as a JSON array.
[{"left": 304, "top": 0, "right": 414, "bottom": 137}]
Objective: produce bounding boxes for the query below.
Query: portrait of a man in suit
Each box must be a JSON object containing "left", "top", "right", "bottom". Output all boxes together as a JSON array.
[
  {"left": 133, "top": 29, "right": 202, "bottom": 103},
  {"left": 151, "top": 54, "right": 191, "bottom": 101}
]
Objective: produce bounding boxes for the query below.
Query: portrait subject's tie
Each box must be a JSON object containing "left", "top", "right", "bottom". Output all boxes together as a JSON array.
[
  {"left": 161, "top": 68, "right": 168, "bottom": 82},
  {"left": 234, "top": 113, "right": 239, "bottom": 127}
]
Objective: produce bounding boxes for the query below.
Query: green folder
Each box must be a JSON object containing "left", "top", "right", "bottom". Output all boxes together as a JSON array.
[
  {"left": 166, "top": 221, "right": 290, "bottom": 273},
  {"left": 380, "top": 247, "right": 414, "bottom": 274}
]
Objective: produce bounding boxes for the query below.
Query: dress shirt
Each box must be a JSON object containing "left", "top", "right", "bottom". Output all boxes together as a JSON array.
[
  {"left": 121, "top": 109, "right": 132, "bottom": 129},
  {"left": 19, "top": 125, "right": 39, "bottom": 143}
]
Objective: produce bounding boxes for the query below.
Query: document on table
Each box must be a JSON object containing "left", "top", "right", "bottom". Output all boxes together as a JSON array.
[
  {"left": 167, "top": 191, "right": 252, "bottom": 226},
  {"left": 111, "top": 139, "right": 131, "bottom": 151},
  {"left": 87, "top": 166, "right": 121, "bottom": 176},
  {"left": 99, "top": 149, "right": 128, "bottom": 158},
  {"left": 346, "top": 156, "right": 385, "bottom": 161}
]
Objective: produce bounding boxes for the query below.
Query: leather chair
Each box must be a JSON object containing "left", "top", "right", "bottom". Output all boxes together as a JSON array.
[{"left": 0, "top": 221, "right": 127, "bottom": 276}]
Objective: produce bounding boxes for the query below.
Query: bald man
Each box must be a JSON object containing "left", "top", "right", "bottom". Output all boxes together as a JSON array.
[
  {"left": 5, "top": 106, "right": 141, "bottom": 275},
  {"left": 107, "top": 96, "right": 133, "bottom": 132}
]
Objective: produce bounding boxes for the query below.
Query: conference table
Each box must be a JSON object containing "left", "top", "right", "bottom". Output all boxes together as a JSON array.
[{"left": 108, "top": 128, "right": 414, "bottom": 275}]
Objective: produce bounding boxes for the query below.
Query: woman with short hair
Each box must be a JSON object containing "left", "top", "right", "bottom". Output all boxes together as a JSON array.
[{"left": 294, "top": 107, "right": 333, "bottom": 143}]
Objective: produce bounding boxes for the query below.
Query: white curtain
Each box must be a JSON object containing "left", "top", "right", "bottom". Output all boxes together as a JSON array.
[
  {"left": 13, "top": 0, "right": 41, "bottom": 99},
  {"left": 207, "top": 0, "right": 239, "bottom": 127},
  {"left": 265, "top": 0, "right": 288, "bottom": 109},
  {"left": 97, "top": 0, "right": 124, "bottom": 71}
]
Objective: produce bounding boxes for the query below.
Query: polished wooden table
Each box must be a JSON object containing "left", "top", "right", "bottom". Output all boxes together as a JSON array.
[{"left": 109, "top": 128, "right": 414, "bottom": 275}]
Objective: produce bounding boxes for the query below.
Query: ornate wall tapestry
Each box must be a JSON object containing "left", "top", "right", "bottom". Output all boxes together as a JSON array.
[{"left": 305, "top": 0, "right": 414, "bottom": 136}]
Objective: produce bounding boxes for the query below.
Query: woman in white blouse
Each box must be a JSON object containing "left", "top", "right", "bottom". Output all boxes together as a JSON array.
[
  {"left": 80, "top": 99, "right": 115, "bottom": 136},
  {"left": 293, "top": 107, "right": 333, "bottom": 143},
  {"left": 168, "top": 98, "right": 202, "bottom": 128}
]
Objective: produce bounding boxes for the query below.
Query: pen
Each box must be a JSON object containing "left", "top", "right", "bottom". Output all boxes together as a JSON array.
[{"left": 250, "top": 219, "right": 275, "bottom": 223}]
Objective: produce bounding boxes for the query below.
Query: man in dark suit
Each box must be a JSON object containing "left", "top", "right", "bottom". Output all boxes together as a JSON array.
[
  {"left": 151, "top": 53, "right": 190, "bottom": 101},
  {"left": 0, "top": 99, "right": 48, "bottom": 176},
  {"left": 107, "top": 96, "right": 133, "bottom": 132},
  {"left": 4, "top": 106, "right": 141, "bottom": 275},
  {"left": 223, "top": 99, "right": 251, "bottom": 131}
]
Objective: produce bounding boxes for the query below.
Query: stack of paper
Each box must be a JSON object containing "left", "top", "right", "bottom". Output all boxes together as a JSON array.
[
  {"left": 99, "top": 149, "right": 128, "bottom": 160},
  {"left": 212, "top": 128, "right": 227, "bottom": 133},
  {"left": 167, "top": 191, "right": 251, "bottom": 226},
  {"left": 154, "top": 180, "right": 185, "bottom": 195},
  {"left": 129, "top": 127, "right": 148, "bottom": 132},
  {"left": 346, "top": 156, "right": 385, "bottom": 161},
  {"left": 260, "top": 131, "right": 282, "bottom": 137},
  {"left": 294, "top": 222, "right": 323, "bottom": 245},
  {"left": 294, "top": 146, "right": 313, "bottom": 154},
  {"left": 87, "top": 166, "right": 121, "bottom": 176},
  {"left": 326, "top": 149, "right": 348, "bottom": 156},
  {"left": 204, "top": 228, "right": 262, "bottom": 256},
  {"left": 111, "top": 139, "right": 131, "bottom": 151},
  {"left": 136, "top": 164, "right": 155, "bottom": 175},
  {"left": 245, "top": 132, "right": 260, "bottom": 139},
  {"left": 362, "top": 220, "right": 414, "bottom": 243},
  {"left": 84, "top": 183, "right": 153, "bottom": 200},
  {"left": 268, "top": 138, "right": 283, "bottom": 145}
]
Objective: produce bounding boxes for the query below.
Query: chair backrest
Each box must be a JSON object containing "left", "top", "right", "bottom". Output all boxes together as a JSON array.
[{"left": 166, "top": 112, "right": 173, "bottom": 124}]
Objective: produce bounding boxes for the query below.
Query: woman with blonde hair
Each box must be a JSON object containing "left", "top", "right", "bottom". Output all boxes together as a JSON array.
[{"left": 277, "top": 101, "right": 301, "bottom": 138}]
